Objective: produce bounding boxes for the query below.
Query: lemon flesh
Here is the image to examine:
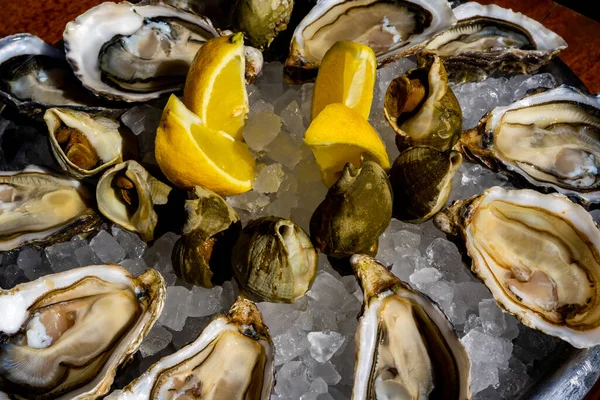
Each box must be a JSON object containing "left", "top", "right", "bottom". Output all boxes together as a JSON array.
[
  {"left": 311, "top": 41, "right": 376, "bottom": 121},
  {"left": 156, "top": 95, "right": 255, "bottom": 195},
  {"left": 183, "top": 33, "right": 248, "bottom": 141}
]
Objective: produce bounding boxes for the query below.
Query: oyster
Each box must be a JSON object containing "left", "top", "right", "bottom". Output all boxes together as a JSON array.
[
  {"left": 384, "top": 53, "right": 462, "bottom": 152},
  {"left": 0, "top": 265, "right": 165, "bottom": 399},
  {"left": 390, "top": 146, "right": 462, "bottom": 223},
  {"left": 0, "top": 34, "right": 111, "bottom": 116},
  {"left": 0, "top": 166, "right": 101, "bottom": 251},
  {"left": 458, "top": 85, "right": 600, "bottom": 206},
  {"left": 435, "top": 187, "right": 600, "bottom": 348},
  {"left": 96, "top": 161, "right": 180, "bottom": 242},
  {"left": 425, "top": 2, "right": 567, "bottom": 81},
  {"left": 232, "top": 216, "right": 317, "bottom": 303},
  {"left": 172, "top": 186, "right": 242, "bottom": 287},
  {"left": 64, "top": 1, "right": 220, "bottom": 102},
  {"left": 44, "top": 108, "right": 124, "bottom": 179},
  {"left": 106, "top": 297, "right": 274, "bottom": 400},
  {"left": 233, "top": 0, "right": 294, "bottom": 49},
  {"left": 310, "top": 158, "right": 392, "bottom": 259},
  {"left": 284, "top": 0, "right": 456, "bottom": 83},
  {"left": 351, "top": 254, "right": 471, "bottom": 399}
]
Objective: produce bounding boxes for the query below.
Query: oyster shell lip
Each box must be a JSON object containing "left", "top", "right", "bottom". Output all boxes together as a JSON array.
[
  {"left": 0, "top": 166, "right": 102, "bottom": 252},
  {"left": 0, "top": 265, "right": 166, "bottom": 400},
  {"left": 461, "top": 85, "right": 600, "bottom": 206},
  {"left": 63, "top": 1, "right": 219, "bottom": 103},
  {"left": 284, "top": 0, "right": 456, "bottom": 83},
  {"left": 438, "top": 187, "right": 600, "bottom": 349},
  {"left": 424, "top": 2, "right": 567, "bottom": 77}
]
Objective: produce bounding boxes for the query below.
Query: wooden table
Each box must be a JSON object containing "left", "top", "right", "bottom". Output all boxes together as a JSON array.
[{"left": 1, "top": 0, "right": 600, "bottom": 398}]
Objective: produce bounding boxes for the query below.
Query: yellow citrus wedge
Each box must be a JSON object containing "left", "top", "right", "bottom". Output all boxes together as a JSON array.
[
  {"left": 183, "top": 33, "right": 248, "bottom": 141},
  {"left": 156, "top": 95, "right": 255, "bottom": 195},
  {"left": 304, "top": 103, "right": 390, "bottom": 187},
  {"left": 311, "top": 41, "right": 376, "bottom": 121}
]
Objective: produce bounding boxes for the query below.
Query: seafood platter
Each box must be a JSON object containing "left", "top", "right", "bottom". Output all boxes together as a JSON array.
[{"left": 1, "top": 0, "right": 599, "bottom": 399}]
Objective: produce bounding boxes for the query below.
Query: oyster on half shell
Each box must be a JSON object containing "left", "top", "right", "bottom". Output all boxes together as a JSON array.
[
  {"left": 351, "top": 254, "right": 471, "bottom": 399},
  {"left": 284, "top": 0, "right": 456, "bottom": 83},
  {"left": 435, "top": 187, "right": 600, "bottom": 348},
  {"left": 425, "top": 2, "right": 567, "bottom": 81},
  {"left": 458, "top": 85, "right": 600, "bottom": 206},
  {"left": 0, "top": 166, "right": 101, "bottom": 251},
  {"left": 106, "top": 297, "right": 274, "bottom": 400},
  {"left": 0, "top": 265, "right": 165, "bottom": 400}
]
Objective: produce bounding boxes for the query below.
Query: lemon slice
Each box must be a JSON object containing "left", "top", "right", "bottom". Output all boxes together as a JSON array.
[
  {"left": 183, "top": 33, "right": 248, "bottom": 141},
  {"left": 156, "top": 95, "right": 255, "bottom": 195},
  {"left": 311, "top": 41, "right": 376, "bottom": 121},
  {"left": 304, "top": 103, "right": 390, "bottom": 187}
]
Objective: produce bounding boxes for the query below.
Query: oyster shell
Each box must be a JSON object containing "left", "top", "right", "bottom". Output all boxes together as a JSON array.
[
  {"left": 351, "top": 254, "right": 471, "bottom": 399},
  {"left": 458, "top": 85, "right": 600, "bottom": 206},
  {"left": 96, "top": 161, "right": 179, "bottom": 242},
  {"left": 106, "top": 297, "right": 274, "bottom": 400},
  {"left": 172, "top": 186, "right": 241, "bottom": 288},
  {"left": 384, "top": 53, "right": 462, "bottom": 152},
  {"left": 0, "top": 34, "right": 112, "bottom": 116},
  {"left": 44, "top": 108, "right": 124, "bottom": 179},
  {"left": 435, "top": 187, "right": 600, "bottom": 348},
  {"left": 425, "top": 2, "right": 567, "bottom": 81},
  {"left": 64, "top": 1, "right": 220, "bottom": 102},
  {"left": 390, "top": 146, "right": 462, "bottom": 223},
  {"left": 232, "top": 216, "right": 317, "bottom": 303},
  {"left": 284, "top": 0, "right": 456, "bottom": 83},
  {"left": 310, "top": 158, "right": 392, "bottom": 259},
  {"left": 0, "top": 265, "right": 165, "bottom": 399},
  {"left": 0, "top": 166, "right": 101, "bottom": 251},
  {"left": 233, "top": 0, "right": 294, "bottom": 50}
]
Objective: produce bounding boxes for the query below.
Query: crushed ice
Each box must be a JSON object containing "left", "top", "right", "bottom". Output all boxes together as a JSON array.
[{"left": 0, "top": 59, "right": 578, "bottom": 399}]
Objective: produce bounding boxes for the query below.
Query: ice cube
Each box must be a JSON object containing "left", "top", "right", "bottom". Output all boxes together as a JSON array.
[
  {"left": 479, "top": 298, "right": 507, "bottom": 337},
  {"left": 409, "top": 267, "right": 442, "bottom": 286},
  {"left": 254, "top": 163, "right": 285, "bottom": 193},
  {"left": 187, "top": 285, "right": 223, "bottom": 318},
  {"left": 461, "top": 329, "right": 512, "bottom": 369},
  {"left": 425, "top": 238, "right": 471, "bottom": 282},
  {"left": 45, "top": 240, "right": 84, "bottom": 272},
  {"left": 89, "top": 230, "right": 127, "bottom": 263},
  {"left": 119, "top": 258, "right": 148, "bottom": 276},
  {"left": 139, "top": 324, "right": 173, "bottom": 357},
  {"left": 266, "top": 132, "right": 302, "bottom": 168},
  {"left": 17, "top": 247, "right": 44, "bottom": 280},
  {"left": 158, "top": 286, "right": 192, "bottom": 331},
  {"left": 258, "top": 301, "right": 302, "bottom": 336},
  {"left": 121, "top": 105, "right": 162, "bottom": 136},
  {"left": 308, "top": 331, "right": 345, "bottom": 363},
  {"left": 1, "top": 264, "right": 24, "bottom": 288},
  {"left": 300, "top": 377, "right": 328, "bottom": 400},
  {"left": 111, "top": 226, "right": 147, "bottom": 259},
  {"left": 281, "top": 100, "right": 305, "bottom": 138},
  {"left": 243, "top": 112, "right": 281, "bottom": 151},
  {"left": 275, "top": 361, "right": 310, "bottom": 398},
  {"left": 274, "top": 327, "right": 310, "bottom": 366},
  {"left": 227, "top": 191, "right": 271, "bottom": 213},
  {"left": 392, "top": 230, "right": 421, "bottom": 248}
]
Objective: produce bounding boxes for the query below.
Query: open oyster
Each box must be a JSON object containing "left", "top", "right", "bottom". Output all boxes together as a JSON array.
[
  {"left": 351, "top": 254, "right": 471, "bottom": 399},
  {"left": 435, "top": 187, "right": 600, "bottom": 348},
  {"left": 0, "top": 265, "right": 165, "bottom": 399},
  {"left": 172, "top": 186, "right": 241, "bottom": 288},
  {"left": 106, "top": 297, "right": 274, "bottom": 400},
  {"left": 390, "top": 146, "right": 462, "bottom": 223},
  {"left": 384, "top": 53, "right": 462, "bottom": 152},
  {"left": 458, "top": 85, "right": 600, "bottom": 206},
  {"left": 284, "top": 0, "right": 456, "bottom": 83},
  {"left": 0, "top": 34, "right": 111, "bottom": 116},
  {"left": 425, "top": 2, "right": 567, "bottom": 81},
  {"left": 0, "top": 166, "right": 101, "bottom": 251},
  {"left": 96, "top": 161, "right": 179, "bottom": 242},
  {"left": 232, "top": 216, "right": 317, "bottom": 303},
  {"left": 64, "top": 1, "right": 220, "bottom": 102},
  {"left": 44, "top": 108, "right": 124, "bottom": 179}
]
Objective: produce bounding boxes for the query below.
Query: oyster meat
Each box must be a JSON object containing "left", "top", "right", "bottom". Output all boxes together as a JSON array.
[
  {"left": 0, "top": 166, "right": 101, "bottom": 251},
  {"left": 0, "top": 34, "right": 110, "bottom": 115},
  {"left": 351, "top": 254, "right": 471, "bottom": 399},
  {"left": 284, "top": 0, "right": 456, "bottom": 82},
  {"left": 0, "top": 265, "right": 165, "bottom": 399},
  {"left": 384, "top": 53, "right": 462, "bottom": 152},
  {"left": 106, "top": 297, "right": 274, "bottom": 400},
  {"left": 425, "top": 2, "right": 567, "bottom": 81},
  {"left": 44, "top": 108, "right": 124, "bottom": 179},
  {"left": 435, "top": 187, "right": 600, "bottom": 348},
  {"left": 458, "top": 85, "right": 600, "bottom": 205},
  {"left": 64, "top": 1, "right": 220, "bottom": 102},
  {"left": 232, "top": 216, "right": 317, "bottom": 303}
]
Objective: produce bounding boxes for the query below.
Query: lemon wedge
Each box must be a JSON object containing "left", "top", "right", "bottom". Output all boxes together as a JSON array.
[
  {"left": 183, "top": 33, "right": 248, "bottom": 141},
  {"left": 311, "top": 41, "right": 376, "bottom": 121},
  {"left": 156, "top": 95, "right": 255, "bottom": 195},
  {"left": 304, "top": 103, "right": 390, "bottom": 187}
]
